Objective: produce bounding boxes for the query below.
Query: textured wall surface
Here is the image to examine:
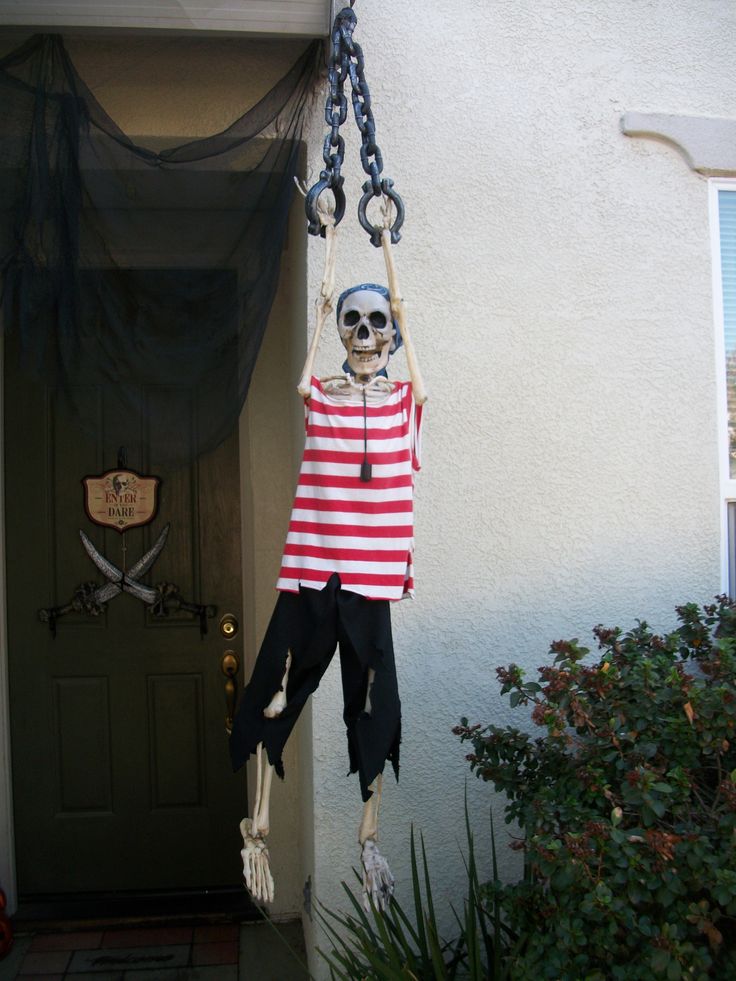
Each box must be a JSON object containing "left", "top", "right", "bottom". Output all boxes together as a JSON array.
[{"left": 300, "top": 1, "right": 734, "bottom": 975}]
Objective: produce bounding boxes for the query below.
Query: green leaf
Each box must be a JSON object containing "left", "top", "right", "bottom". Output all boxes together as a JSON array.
[
  {"left": 594, "top": 882, "right": 612, "bottom": 905},
  {"left": 651, "top": 948, "right": 671, "bottom": 975},
  {"left": 666, "top": 957, "right": 682, "bottom": 980}
]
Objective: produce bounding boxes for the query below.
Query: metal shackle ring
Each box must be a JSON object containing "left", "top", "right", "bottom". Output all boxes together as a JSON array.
[
  {"left": 358, "top": 178, "right": 404, "bottom": 247},
  {"left": 305, "top": 175, "right": 346, "bottom": 237}
]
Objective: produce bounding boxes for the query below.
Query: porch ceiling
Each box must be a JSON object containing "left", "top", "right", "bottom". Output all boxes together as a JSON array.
[{"left": 0, "top": 0, "right": 332, "bottom": 37}]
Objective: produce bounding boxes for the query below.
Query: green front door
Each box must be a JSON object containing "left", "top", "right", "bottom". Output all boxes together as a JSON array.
[{"left": 5, "top": 321, "right": 246, "bottom": 896}]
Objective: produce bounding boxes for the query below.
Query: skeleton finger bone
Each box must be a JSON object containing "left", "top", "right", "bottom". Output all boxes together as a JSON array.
[
  {"left": 359, "top": 773, "right": 394, "bottom": 909},
  {"left": 361, "top": 839, "right": 394, "bottom": 912}
]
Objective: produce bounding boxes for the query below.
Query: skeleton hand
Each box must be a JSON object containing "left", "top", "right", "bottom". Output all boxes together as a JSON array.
[
  {"left": 240, "top": 818, "right": 275, "bottom": 904},
  {"left": 361, "top": 839, "right": 394, "bottom": 912}
]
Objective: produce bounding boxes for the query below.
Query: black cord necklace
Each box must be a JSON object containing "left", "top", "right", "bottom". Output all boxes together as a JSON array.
[{"left": 360, "top": 387, "right": 372, "bottom": 482}]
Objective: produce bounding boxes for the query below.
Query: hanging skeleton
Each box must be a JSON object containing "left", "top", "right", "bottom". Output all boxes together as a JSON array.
[{"left": 229, "top": 4, "right": 427, "bottom": 911}]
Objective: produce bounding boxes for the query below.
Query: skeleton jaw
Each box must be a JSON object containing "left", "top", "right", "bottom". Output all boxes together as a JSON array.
[
  {"left": 344, "top": 338, "right": 391, "bottom": 379},
  {"left": 352, "top": 346, "right": 381, "bottom": 364},
  {"left": 350, "top": 345, "right": 386, "bottom": 373}
]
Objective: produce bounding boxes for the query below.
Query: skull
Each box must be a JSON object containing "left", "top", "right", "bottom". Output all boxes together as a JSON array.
[{"left": 337, "top": 288, "right": 395, "bottom": 380}]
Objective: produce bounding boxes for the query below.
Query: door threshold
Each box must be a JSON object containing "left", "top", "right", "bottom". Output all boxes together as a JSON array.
[{"left": 12, "top": 885, "right": 258, "bottom": 932}]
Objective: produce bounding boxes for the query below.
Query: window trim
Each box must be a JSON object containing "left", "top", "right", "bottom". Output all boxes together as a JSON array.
[{"left": 709, "top": 179, "right": 736, "bottom": 592}]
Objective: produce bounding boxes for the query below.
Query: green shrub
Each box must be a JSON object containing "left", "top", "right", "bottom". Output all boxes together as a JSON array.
[
  {"left": 317, "top": 815, "right": 512, "bottom": 979},
  {"left": 456, "top": 597, "right": 736, "bottom": 980}
]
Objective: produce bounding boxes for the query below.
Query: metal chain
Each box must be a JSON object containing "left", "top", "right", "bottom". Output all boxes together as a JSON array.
[{"left": 305, "top": 5, "right": 404, "bottom": 247}]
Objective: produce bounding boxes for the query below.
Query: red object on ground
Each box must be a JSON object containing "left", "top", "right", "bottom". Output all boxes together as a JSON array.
[{"left": 0, "top": 887, "right": 13, "bottom": 958}]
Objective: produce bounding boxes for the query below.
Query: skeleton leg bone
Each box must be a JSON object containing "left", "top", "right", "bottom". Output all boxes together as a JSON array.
[
  {"left": 359, "top": 668, "right": 395, "bottom": 911},
  {"left": 239, "top": 742, "right": 275, "bottom": 904},
  {"left": 239, "top": 651, "right": 290, "bottom": 903}
]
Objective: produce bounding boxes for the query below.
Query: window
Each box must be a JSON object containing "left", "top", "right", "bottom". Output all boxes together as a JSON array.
[{"left": 710, "top": 182, "right": 736, "bottom": 594}]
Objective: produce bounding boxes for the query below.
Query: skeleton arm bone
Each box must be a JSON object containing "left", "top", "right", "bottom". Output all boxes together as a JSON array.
[
  {"left": 380, "top": 226, "right": 427, "bottom": 406},
  {"left": 359, "top": 774, "right": 395, "bottom": 910},
  {"left": 298, "top": 205, "right": 338, "bottom": 398}
]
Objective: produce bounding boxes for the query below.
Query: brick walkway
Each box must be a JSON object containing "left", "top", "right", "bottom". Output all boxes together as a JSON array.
[{"left": 0, "top": 921, "right": 308, "bottom": 980}]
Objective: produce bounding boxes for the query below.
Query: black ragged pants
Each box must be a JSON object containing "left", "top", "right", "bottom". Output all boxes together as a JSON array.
[{"left": 229, "top": 573, "right": 401, "bottom": 802}]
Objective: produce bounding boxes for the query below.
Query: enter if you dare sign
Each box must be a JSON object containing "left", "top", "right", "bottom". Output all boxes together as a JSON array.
[{"left": 82, "top": 469, "right": 160, "bottom": 532}]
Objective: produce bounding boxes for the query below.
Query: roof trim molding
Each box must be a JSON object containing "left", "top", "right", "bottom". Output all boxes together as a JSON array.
[{"left": 621, "top": 112, "right": 736, "bottom": 177}]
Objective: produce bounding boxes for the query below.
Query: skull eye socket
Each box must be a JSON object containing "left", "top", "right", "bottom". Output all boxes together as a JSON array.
[
  {"left": 369, "top": 312, "right": 387, "bottom": 330},
  {"left": 343, "top": 310, "right": 360, "bottom": 327}
]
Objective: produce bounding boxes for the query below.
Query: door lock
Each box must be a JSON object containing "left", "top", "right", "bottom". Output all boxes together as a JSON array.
[{"left": 219, "top": 613, "right": 239, "bottom": 639}]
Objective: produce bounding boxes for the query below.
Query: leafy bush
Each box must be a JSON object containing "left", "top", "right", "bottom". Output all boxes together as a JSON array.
[{"left": 456, "top": 597, "right": 736, "bottom": 980}]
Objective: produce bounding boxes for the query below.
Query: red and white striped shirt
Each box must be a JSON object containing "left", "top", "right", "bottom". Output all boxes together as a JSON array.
[{"left": 276, "top": 376, "right": 423, "bottom": 601}]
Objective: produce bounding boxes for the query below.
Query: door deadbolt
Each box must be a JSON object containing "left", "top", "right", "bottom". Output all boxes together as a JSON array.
[{"left": 219, "top": 613, "right": 239, "bottom": 639}]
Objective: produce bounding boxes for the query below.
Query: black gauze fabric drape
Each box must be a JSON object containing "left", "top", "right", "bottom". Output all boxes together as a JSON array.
[{"left": 0, "top": 34, "right": 320, "bottom": 463}]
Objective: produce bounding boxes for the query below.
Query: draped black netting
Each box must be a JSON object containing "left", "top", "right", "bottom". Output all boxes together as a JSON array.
[{"left": 0, "top": 34, "right": 320, "bottom": 464}]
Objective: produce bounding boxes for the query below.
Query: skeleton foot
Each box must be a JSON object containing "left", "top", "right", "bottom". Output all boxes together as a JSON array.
[
  {"left": 361, "top": 839, "right": 394, "bottom": 912},
  {"left": 239, "top": 817, "right": 275, "bottom": 904},
  {"left": 263, "top": 651, "right": 291, "bottom": 719}
]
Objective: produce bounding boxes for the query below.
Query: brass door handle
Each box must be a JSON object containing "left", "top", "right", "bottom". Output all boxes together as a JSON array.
[{"left": 221, "top": 650, "right": 240, "bottom": 736}]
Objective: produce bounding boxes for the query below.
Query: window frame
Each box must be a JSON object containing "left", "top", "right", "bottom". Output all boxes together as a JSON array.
[{"left": 709, "top": 179, "right": 736, "bottom": 592}]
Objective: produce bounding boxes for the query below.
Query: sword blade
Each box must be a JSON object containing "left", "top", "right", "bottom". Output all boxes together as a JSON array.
[
  {"left": 92, "top": 577, "right": 157, "bottom": 605},
  {"left": 80, "top": 528, "right": 163, "bottom": 606},
  {"left": 80, "top": 530, "right": 123, "bottom": 584},
  {"left": 127, "top": 523, "right": 170, "bottom": 580},
  {"left": 122, "top": 579, "right": 159, "bottom": 605},
  {"left": 94, "top": 582, "right": 121, "bottom": 604}
]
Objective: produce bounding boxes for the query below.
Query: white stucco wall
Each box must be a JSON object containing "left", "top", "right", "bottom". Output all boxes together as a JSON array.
[{"left": 301, "top": 1, "right": 734, "bottom": 974}]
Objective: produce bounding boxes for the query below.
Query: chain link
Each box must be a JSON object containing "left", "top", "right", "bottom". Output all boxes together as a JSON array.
[{"left": 305, "top": 4, "right": 404, "bottom": 246}]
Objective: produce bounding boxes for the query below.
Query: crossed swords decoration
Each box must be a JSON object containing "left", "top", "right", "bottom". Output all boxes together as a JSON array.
[{"left": 39, "top": 523, "right": 216, "bottom": 637}]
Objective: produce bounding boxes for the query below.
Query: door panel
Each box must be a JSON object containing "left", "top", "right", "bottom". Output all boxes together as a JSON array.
[{"left": 5, "top": 277, "right": 246, "bottom": 896}]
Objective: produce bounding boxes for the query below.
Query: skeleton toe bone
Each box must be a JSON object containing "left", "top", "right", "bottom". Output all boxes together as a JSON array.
[
  {"left": 239, "top": 817, "right": 275, "bottom": 904},
  {"left": 238, "top": 743, "right": 275, "bottom": 903}
]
